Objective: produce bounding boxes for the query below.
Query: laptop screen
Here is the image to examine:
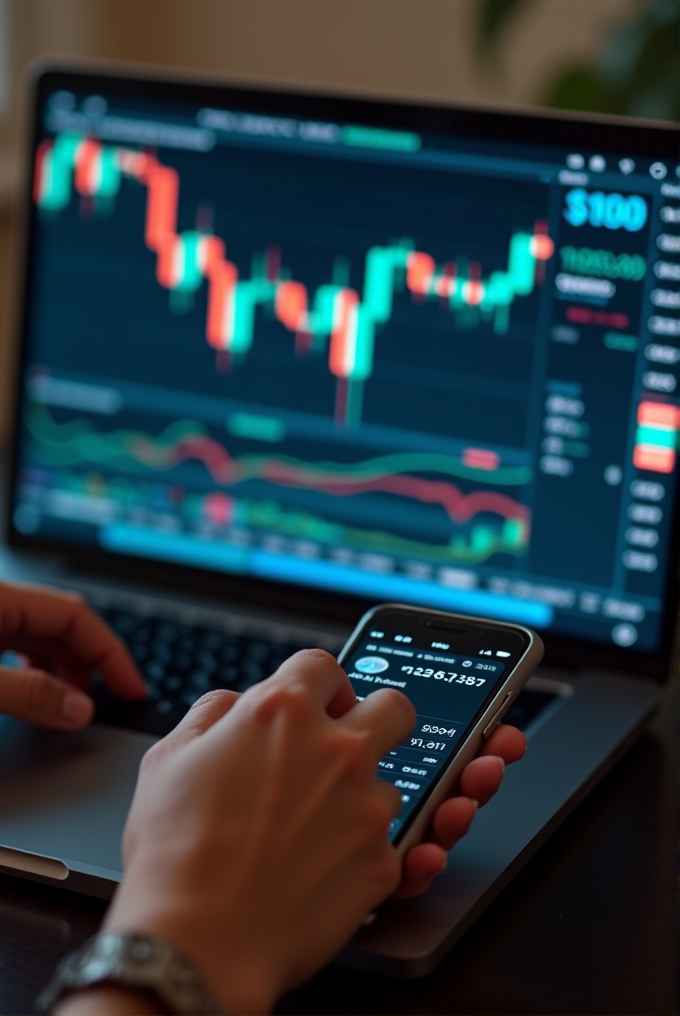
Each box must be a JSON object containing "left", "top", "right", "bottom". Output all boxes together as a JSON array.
[{"left": 10, "top": 71, "right": 680, "bottom": 655}]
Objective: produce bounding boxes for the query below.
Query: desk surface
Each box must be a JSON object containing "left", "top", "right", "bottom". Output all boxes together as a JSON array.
[{"left": 0, "top": 689, "right": 676, "bottom": 1015}]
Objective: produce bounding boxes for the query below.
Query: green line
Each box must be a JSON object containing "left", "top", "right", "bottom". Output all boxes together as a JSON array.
[
  {"left": 238, "top": 498, "right": 527, "bottom": 564},
  {"left": 26, "top": 405, "right": 533, "bottom": 486}
]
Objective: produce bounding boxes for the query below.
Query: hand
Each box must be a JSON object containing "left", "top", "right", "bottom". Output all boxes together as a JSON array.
[
  {"left": 104, "top": 649, "right": 525, "bottom": 1013},
  {"left": 105, "top": 650, "right": 412, "bottom": 1013},
  {"left": 0, "top": 581, "right": 146, "bottom": 730},
  {"left": 396, "top": 720, "right": 526, "bottom": 898}
]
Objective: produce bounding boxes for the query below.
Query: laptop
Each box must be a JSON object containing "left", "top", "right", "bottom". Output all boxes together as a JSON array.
[{"left": 0, "top": 61, "right": 678, "bottom": 977}]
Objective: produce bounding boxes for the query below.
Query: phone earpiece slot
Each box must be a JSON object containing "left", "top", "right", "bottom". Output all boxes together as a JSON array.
[{"left": 423, "top": 621, "right": 470, "bottom": 634}]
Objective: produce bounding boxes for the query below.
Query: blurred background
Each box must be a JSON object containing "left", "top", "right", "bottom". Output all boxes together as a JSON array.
[{"left": 0, "top": 0, "right": 677, "bottom": 443}]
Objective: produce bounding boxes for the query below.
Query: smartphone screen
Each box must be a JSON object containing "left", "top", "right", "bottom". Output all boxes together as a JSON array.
[{"left": 339, "top": 609, "right": 531, "bottom": 845}]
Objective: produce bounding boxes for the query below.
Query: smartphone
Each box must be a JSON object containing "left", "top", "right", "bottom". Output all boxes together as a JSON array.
[{"left": 337, "top": 604, "right": 544, "bottom": 854}]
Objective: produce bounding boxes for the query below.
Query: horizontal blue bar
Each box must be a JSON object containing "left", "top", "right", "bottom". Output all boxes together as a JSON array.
[
  {"left": 101, "top": 526, "right": 249, "bottom": 572},
  {"left": 101, "top": 525, "right": 553, "bottom": 628},
  {"left": 249, "top": 552, "right": 553, "bottom": 626}
]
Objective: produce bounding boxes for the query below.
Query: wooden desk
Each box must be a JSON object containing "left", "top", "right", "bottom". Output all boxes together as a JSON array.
[{"left": 0, "top": 691, "right": 676, "bottom": 1015}]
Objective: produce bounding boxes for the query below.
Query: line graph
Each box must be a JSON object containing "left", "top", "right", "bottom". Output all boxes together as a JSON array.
[
  {"left": 42, "top": 469, "right": 529, "bottom": 564},
  {"left": 234, "top": 497, "right": 527, "bottom": 563},
  {"left": 34, "top": 132, "right": 555, "bottom": 426},
  {"left": 26, "top": 406, "right": 531, "bottom": 534}
]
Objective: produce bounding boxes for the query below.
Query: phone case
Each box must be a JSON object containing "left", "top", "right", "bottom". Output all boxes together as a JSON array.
[{"left": 337, "top": 604, "right": 545, "bottom": 856}]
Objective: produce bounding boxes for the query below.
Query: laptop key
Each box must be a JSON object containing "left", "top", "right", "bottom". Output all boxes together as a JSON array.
[{"left": 144, "top": 661, "right": 165, "bottom": 682}]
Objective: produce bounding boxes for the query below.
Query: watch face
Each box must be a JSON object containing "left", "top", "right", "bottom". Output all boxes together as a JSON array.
[{"left": 36, "top": 932, "right": 221, "bottom": 1015}]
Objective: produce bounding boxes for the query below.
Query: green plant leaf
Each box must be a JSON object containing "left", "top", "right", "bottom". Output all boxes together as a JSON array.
[
  {"left": 546, "top": 67, "right": 621, "bottom": 116},
  {"left": 477, "top": 0, "right": 533, "bottom": 58},
  {"left": 543, "top": 0, "right": 679, "bottom": 120},
  {"left": 624, "top": 18, "right": 680, "bottom": 101}
]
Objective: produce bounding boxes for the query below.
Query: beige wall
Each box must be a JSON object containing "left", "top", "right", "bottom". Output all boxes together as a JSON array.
[
  {"left": 0, "top": 0, "right": 645, "bottom": 444},
  {"left": 4, "top": 0, "right": 644, "bottom": 118}
]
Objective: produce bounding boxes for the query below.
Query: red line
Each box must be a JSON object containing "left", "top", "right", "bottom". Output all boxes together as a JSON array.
[
  {"left": 74, "top": 139, "right": 100, "bottom": 195},
  {"left": 260, "top": 468, "right": 529, "bottom": 524},
  {"left": 334, "top": 377, "right": 348, "bottom": 425},
  {"left": 295, "top": 330, "right": 313, "bottom": 354},
  {"left": 265, "top": 245, "right": 281, "bottom": 281},
  {"left": 407, "top": 252, "right": 435, "bottom": 296},
  {"left": 145, "top": 163, "right": 179, "bottom": 252},
  {"left": 206, "top": 247, "right": 238, "bottom": 350},
  {"left": 329, "top": 289, "right": 358, "bottom": 378},
  {"left": 156, "top": 233, "right": 179, "bottom": 289},
  {"left": 275, "top": 281, "right": 308, "bottom": 332},
  {"left": 131, "top": 433, "right": 528, "bottom": 524},
  {"left": 33, "top": 140, "right": 51, "bottom": 204}
]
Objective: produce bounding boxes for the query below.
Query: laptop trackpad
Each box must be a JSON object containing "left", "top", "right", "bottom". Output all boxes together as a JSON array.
[{"left": 0, "top": 717, "right": 154, "bottom": 879}]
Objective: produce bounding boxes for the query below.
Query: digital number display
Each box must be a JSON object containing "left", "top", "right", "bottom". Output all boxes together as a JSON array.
[
  {"left": 400, "top": 665, "right": 486, "bottom": 685},
  {"left": 564, "top": 188, "right": 648, "bottom": 231}
]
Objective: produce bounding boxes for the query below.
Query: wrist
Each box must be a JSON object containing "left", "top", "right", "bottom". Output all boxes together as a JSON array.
[
  {"left": 105, "top": 889, "right": 277, "bottom": 1015},
  {"left": 38, "top": 931, "right": 224, "bottom": 1016}
]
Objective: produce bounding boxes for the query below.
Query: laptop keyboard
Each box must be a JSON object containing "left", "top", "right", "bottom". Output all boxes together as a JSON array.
[
  {"left": 93, "top": 605, "right": 320, "bottom": 736},
  {"left": 92, "top": 605, "right": 559, "bottom": 738}
]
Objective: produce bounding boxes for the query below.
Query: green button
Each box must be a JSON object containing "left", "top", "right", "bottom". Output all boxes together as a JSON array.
[{"left": 342, "top": 125, "right": 421, "bottom": 153}]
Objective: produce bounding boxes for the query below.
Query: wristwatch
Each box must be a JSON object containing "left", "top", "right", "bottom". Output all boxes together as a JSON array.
[{"left": 36, "top": 931, "right": 223, "bottom": 1015}]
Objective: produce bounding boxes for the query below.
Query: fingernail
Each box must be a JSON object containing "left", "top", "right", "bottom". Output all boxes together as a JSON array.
[
  {"left": 471, "top": 799, "right": 479, "bottom": 812},
  {"left": 496, "top": 756, "right": 506, "bottom": 773},
  {"left": 439, "top": 852, "right": 448, "bottom": 873},
  {"left": 61, "top": 691, "right": 93, "bottom": 725}
]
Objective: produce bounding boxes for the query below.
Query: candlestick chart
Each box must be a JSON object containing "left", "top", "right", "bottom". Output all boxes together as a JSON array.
[{"left": 34, "top": 133, "right": 555, "bottom": 427}]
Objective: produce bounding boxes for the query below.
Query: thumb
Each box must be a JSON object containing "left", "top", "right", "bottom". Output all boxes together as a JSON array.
[{"left": 0, "top": 666, "right": 94, "bottom": 729}]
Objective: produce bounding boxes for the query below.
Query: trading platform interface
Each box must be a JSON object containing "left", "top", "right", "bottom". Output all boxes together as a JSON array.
[{"left": 12, "top": 82, "right": 680, "bottom": 651}]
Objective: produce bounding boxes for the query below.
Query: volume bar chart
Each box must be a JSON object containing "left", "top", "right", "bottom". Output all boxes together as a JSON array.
[{"left": 34, "top": 132, "right": 555, "bottom": 426}]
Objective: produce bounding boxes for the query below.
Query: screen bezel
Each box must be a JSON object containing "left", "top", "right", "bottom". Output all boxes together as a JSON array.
[{"left": 6, "top": 63, "right": 680, "bottom": 683}]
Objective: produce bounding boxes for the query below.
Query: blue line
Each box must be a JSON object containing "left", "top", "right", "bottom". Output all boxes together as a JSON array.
[{"left": 101, "top": 525, "right": 553, "bottom": 627}]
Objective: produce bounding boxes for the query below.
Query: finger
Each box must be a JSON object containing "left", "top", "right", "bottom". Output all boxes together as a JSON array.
[
  {"left": 151, "top": 689, "right": 240, "bottom": 755},
  {"left": 0, "top": 665, "right": 94, "bottom": 730},
  {"left": 0, "top": 583, "right": 146, "bottom": 700},
  {"left": 393, "top": 842, "right": 447, "bottom": 899},
  {"left": 429, "top": 796, "right": 478, "bottom": 851},
  {"left": 480, "top": 723, "right": 527, "bottom": 763},
  {"left": 0, "top": 639, "right": 94, "bottom": 693},
  {"left": 459, "top": 755, "right": 506, "bottom": 806},
  {"left": 270, "top": 649, "right": 357, "bottom": 716},
  {"left": 341, "top": 688, "right": 415, "bottom": 762}
]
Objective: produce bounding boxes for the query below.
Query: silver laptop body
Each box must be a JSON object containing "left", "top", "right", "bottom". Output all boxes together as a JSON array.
[{"left": 0, "top": 62, "right": 678, "bottom": 976}]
